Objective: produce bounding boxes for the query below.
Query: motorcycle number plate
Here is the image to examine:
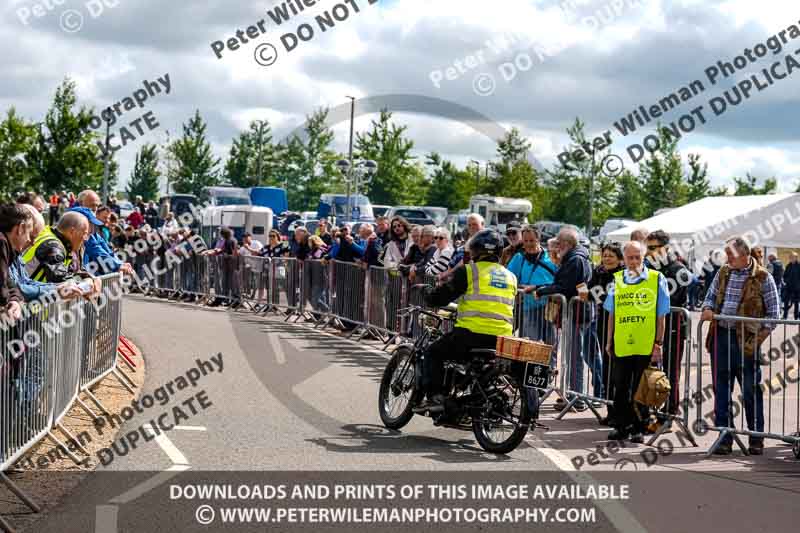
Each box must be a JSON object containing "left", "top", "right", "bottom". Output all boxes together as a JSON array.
[{"left": 522, "top": 362, "right": 550, "bottom": 389}]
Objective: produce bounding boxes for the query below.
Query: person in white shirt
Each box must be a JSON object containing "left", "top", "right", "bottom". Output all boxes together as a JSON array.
[
  {"left": 425, "top": 228, "right": 454, "bottom": 276},
  {"left": 239, "top": 232, "right": 263, "bottom": 256},
  {"left": 381, "top": 215, "right": 411, "bottom": 268}
]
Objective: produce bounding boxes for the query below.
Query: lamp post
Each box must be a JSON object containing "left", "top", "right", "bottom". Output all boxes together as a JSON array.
[
  {"left": 102, "top": 120, "right": 111, "bottom": 204},
  {"left": 336, "top": 159, "right": 378, "bottom": 222},
  {"left": 470, "top": 159, "right": 481, "bottom": 192},
  {"left": 345, "top": 96, "right": 356, "bottom": 221}
]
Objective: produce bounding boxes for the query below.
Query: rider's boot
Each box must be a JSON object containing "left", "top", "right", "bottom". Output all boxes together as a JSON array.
[{"left": 413, "top": 394, "right": 445, "bottom": 414}]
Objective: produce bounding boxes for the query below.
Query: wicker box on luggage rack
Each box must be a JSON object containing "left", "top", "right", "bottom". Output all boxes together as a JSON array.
[{"left": 495, "top": 336, "right": 552, "bottom": 365}]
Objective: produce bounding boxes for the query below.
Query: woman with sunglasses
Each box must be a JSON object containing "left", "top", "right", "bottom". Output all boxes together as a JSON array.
[
  {"left": 500, "top": 222, "right": 524, "bottom": 266},
  {"left": 424, "top": 228, "right": 454, "bottom": 276},
  {"left": 260, "top": 230, "right": 289, "bottom": 258},
  {"left": 588, "top": 241, "right": 624, "bottom": 424}
]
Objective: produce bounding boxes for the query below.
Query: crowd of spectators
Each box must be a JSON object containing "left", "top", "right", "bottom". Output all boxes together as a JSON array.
[{"left": 3, "top": 191, "right": 799, "bottom": 459}]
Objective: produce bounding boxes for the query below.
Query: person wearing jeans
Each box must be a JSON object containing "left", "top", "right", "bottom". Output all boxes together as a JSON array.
[
  {"left": 710, "top": 327, "right": 764, "bottom": 447},
  {"left": 701, "top": 236, "right": 779, "bottom": 456}
]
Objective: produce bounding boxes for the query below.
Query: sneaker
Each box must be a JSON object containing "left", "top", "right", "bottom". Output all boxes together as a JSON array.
[
  {"left": 608, "top": 429, "right": 630, "bottom": 441},
  {"left": 748, "top": 438, "right": 764, "bottom": 456},
  {"left": 713, "top": 442, "right": 733, "bottom": 455},
  {"left": 554, "top": 398, "right": 568, "bottom": 411},
  {"left": 573, "top": 401, "right": 588, "bottom": 412},
  {"left": 630, "top": 432, "right": 644, "bottom": 444}
]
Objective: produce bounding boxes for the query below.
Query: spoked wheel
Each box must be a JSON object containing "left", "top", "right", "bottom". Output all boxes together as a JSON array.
[
  {"left": 378, "top": 346, "right": 421, "bottom": 429},
  {"left": 472, "top": 372, "right": 531, "bottom": 454}
]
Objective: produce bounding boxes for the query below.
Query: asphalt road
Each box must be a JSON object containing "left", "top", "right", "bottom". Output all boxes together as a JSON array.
[{"left": 25, "top": 297, "right": 800, "bottom": 533}]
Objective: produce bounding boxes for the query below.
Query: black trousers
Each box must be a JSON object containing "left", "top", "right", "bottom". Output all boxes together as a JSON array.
[
  {"left": 423, "top": 327, "right": 497, "bottom": 396},
  {"left": 612, "top": 355, "right": 651, "bottom": 433},
  {"left": 663, "top": 322, "right": 687, "bottom": 415}
]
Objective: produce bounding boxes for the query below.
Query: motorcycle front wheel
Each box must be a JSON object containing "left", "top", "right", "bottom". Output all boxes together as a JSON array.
[
  {"left": 378, "top": 346, "right": 421, "bottom": 430},
  {"left": 472, "top": 372, "right": 532, "bottom": 454}
]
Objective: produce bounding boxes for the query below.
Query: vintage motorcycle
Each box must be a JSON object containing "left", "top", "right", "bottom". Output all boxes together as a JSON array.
[{"left": 378, "top": 305, "right": 539, "bottom": 454}]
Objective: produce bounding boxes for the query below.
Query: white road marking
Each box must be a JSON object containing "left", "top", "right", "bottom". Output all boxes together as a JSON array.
[
  {"left": 282, "top": 336, "right": 316, "bottom": 351},
  {"left": 109, "top": 465, "right": 190, "bottom": 505},
  {"left": 94, "top": 504, "right": 118, "bottom": 533},
  {"left": 267, "top": 331, "right": 287, "bottom": 364},
  {"left": 265, "top": 317, "right": 647, "bottom": 529},
  {"left": 526, "top": 435, "right": 647, "bottom": 532},
  {"left": 143, "top": 424, "right": 189, "bottom": 466},
  {"left": 174, "top": 426, "right": 207, "bottom": 431}
]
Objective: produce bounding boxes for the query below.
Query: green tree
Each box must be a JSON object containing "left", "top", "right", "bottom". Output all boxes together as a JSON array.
[
  {"left": 496, "top": 127, "right": 531, "bottom": 164},
  {"left": 543, "top": 118, "right": 616, "bottom": 229},
  {"left": 425, "top": 153, "right": 473, "bottom": 210},
  {"left": 26, "top": 78, "right": 107, "bottom": 195},
  {"left": 0, "top": 108, "right": 38, "bottom": 200},
  {"left": 732, "top": 172, "right": 777, "bottom": 195},
  {"left": 795, "top": 179, "right": 800, "bottom": 193},
  {"left": 638, "top": 125, "right": 687, "bottom": 216},
  {"left": 685, "top": 153, "right": 711, "bottom": 202},
  {"left": 355, "top": 109, "right": 419, "bottom": 205},
  {"left": 168, "top": 110, "right": 221, "bottom": 203},
  {"left": 223, "top": 130, "right": 253, "bottom": 188},
  {"left": 126, "top": 144, "right": 160, "bottom": 202},
  {"left": 613, "top": 170, "right": 647, "bottom": 220},
  {"left": 276, "top": 108, "right": 340, "bottom": 210},
  {"left": 248, "top": 120, "right": 281, "bottom": 186}
]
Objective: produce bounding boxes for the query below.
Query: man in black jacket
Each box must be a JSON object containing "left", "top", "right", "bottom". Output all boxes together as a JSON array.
[
  {"left": 646, "top": 230, "right": 693, "bottom": 421},
  {"left": 784, "top": 252, "right": 800, "bottom": 320},
  {"left": 534, "top": 226, "right": 595, "bottom": 411},
  {"left": 767, "top": 253, "right": 784, "bottom": 296}
]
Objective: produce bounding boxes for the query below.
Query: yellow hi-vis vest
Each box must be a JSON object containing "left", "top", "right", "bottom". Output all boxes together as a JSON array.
[
  {"left": 21, "top": 226, "right": 71, "bottom": 282},
  {"left": 455, "top": 261, "right": 517, "bottom": 336},
  {"left": 613, "top": 269, "right": 659, "bottom": 357}
]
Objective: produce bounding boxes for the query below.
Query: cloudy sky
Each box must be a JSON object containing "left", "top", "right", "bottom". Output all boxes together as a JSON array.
[{"left": 2, "top": 0, "right": 799, "bottom": 194}]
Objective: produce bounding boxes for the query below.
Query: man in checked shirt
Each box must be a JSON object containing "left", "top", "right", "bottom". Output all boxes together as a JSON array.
[{"left": 701, "top": 236, "right": 780, "bottom": 456}]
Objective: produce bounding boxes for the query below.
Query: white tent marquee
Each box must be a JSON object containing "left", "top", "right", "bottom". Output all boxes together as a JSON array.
[{"left": 606, "top": 193, "right": 800, "bottom": 270}]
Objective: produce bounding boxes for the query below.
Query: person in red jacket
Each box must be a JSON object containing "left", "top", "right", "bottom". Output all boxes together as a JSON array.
[{"left": 126, "top": 209, "right": 144, "bottom": 229}]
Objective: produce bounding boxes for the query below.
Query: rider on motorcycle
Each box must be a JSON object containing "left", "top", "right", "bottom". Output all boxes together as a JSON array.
[{"left": 414, "top": 229, "right": 518, "bottom": 413}]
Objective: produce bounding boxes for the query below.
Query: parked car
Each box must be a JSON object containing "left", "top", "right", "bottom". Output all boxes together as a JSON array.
[
  {"left": 595, "top": 218, "right": 637, "bottom": 244},
  {"left": 288, "top": 219, "right": 319, "bottom": 236},
  {"left": 372, "top": 205, "right": 391, "bottom": 218},
  {"left": 384, "top": 206, "right": 436, "bottom": 226},
  {"left": 118, "top": 200, "right": 135, "bottom": 219},
  {"left": 422, "top": 206, "right": 448, "bottom": 225},
  {"left": 534, "top": 220, "right": 591, "bottom": 249}
]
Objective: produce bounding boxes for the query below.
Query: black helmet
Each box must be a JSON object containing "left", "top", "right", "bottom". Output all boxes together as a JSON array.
[{"left": 467, "top": 229, "right": 504, "bottom": 262}]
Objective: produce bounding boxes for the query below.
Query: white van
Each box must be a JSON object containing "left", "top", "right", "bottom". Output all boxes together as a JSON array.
[{"left": 201, "top": 205, "right": 273, "bottom": 247}]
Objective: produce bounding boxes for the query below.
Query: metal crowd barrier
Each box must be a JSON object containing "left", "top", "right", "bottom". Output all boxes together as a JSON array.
[
  {"left": 302, "top": 259, "right": 330, "bottom": 318},
  {"left": 129, "top": 249, "right": 800, "bottom": 459},
  {"left": 557, "top": 297, "right": 695, "bottom": 437},
  {"left": 269, "top": 257, "right": 301, "bottom": 313},
  {"left": 514, "top": 291, "right": 568, "bottom": 404},
  {"left": 329, "top": 260, "right": 367, "bottom": 329},
  {"left": 1, "top": 273, "right": 128, "bottom": 524},
  {"left": 696, "top": 314, "right": 800, "bottom": 458}
]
